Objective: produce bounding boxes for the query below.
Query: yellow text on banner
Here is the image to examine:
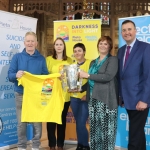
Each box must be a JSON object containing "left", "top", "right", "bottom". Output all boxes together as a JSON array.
[{"left": 54, "top": 19, "right": 101, "bottom": 60}]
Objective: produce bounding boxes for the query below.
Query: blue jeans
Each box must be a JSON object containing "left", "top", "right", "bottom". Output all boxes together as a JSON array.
[
  {"left": 70, "top": 97, "right": 89, "bottom": 146},
  {"left": 15, "top": 92, "right": 42, "bottom": 149}
]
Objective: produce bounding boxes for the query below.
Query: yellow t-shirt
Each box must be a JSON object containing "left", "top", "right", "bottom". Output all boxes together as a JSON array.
[
  {"left": 46, "top": 56, "right": 73, "bottom": 102},
  {"left": 70, "top": 59, "right": 91, "bottom": 99},
  {"left": 18, "top": 71, "right": 65, "bottom": 124}
]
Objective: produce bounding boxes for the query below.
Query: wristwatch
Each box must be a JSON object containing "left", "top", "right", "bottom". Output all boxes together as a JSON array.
[{"left": 87, "top": 74, "right": 90, "bottom": 78}]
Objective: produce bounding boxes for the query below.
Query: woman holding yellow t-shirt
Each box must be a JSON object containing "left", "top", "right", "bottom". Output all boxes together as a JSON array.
[
  {"left": 70, "top": 43, "right": 91, "bottom": 150},
  {"left": 46, "top": 37, "right": 72, "bottom": 150}
]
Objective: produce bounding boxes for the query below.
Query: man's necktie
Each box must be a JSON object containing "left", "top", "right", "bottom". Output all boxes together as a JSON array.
[{"left": 124, "top": 46, "right": 131, "bottom": 67}]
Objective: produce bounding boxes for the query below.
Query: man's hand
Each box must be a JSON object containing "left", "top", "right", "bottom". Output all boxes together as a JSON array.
[
  {"left": 136, "top": 101, "right": 148, "bottom": 111},
  {"left": 16, "top": 70, "right": 24, "bottom": 78}
]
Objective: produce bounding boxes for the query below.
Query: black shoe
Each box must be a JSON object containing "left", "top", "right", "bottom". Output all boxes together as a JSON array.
[
  {"left": 76, "top": 144, "right": 83, "bottom": 150},
  {"left": 82, "top": 146, "right": 90, "bottom": 150},
  {"left": 50, "top": 147, "right": 56, "bottom": 150}
]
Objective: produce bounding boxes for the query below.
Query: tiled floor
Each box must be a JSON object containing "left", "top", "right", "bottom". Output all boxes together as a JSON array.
[
  {"left": 7, "top": 140, "right": 122, "bottom": 150},
  {"left": 8, "top": 141, "right": 122, "bottom": 150},
  {"left": 9, "top": 140, "right": 76, "bottom": 150}
]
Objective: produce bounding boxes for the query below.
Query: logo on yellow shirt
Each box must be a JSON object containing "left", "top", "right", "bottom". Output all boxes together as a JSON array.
[{"left": 41, "top": 78, "right": 54, "bottom": 105}]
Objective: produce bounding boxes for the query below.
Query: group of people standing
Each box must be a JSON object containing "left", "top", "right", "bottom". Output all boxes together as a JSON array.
[{"left": 8, "top": 19, "right": 150, "bottom": 150}]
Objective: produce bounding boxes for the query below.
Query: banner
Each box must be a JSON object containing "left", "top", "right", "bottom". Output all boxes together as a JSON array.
[
  {"left": 116, "top": 15, "right": 150, "bottom": 149},
  {"left": 54, "top": 19, "right": 101, "bottom": 143},
  {"left": 54, "top": 19, "right": 101, "bottom": 60},
  {"left": 0, "top": 10, "right": 37, "bottom": 149}
]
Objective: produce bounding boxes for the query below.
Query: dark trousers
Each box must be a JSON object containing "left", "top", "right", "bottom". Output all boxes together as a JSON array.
[
  {"left": 47, "top": 101, "right": 70, "bottom": 147},
  {"left": 126, "top": 108, "right": 149, "bottom": 150}
]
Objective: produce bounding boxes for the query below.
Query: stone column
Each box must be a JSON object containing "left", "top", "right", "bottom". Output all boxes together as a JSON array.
[{"left": 110, "top": 1, "right": 115, "bottom": 56}]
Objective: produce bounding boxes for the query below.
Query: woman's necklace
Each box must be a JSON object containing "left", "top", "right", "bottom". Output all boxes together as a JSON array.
[
  {"left": 98, "top": 59, "right": 101, "bottom": 63},
  {"left": 97, "top": 56, "right": 105, "bottom": 65},
  {"left": 97, "top": 58, "right": 101, "bottom": 65}
]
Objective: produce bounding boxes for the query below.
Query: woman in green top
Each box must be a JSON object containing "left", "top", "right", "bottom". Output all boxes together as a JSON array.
[{"left": 79, "top": 36, "right": 118, "bottom": 150}]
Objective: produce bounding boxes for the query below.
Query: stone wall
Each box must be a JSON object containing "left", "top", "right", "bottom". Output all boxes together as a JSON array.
[
  {"left": 0, "top": 0, "right": 9, "bottom": 11},
  {"left": 46, "top": 15, "right": 58, "bottom": 57}
]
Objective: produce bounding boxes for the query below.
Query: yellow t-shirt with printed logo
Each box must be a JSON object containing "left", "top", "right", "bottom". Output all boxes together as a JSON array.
[
  {"left": 70, "top": 59, "right": 91, "bottom": 99},
  {"left": 46, "top": 56, "right": 73, "bottom": 102},
  {"left": 18, "top": 71, "right": 65, "bottom": 124}
]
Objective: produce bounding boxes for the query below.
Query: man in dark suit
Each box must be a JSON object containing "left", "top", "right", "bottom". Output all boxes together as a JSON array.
[{"left": 118, "top": 20, "right": 150, "bottom": 150}]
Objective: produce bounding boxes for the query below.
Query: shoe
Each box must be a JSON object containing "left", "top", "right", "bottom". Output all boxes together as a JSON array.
[
  {"left": 57, "top": 147, "right": 63, "bottom": 150},
  {"left": 50, "top": 147, "right": 56, "bottom": 150},
  {"left": 82, "top": 146, "right": 90, "bottom": 150},
  {"left": 76, "top": 144, "right": 83, "bottom": 150}
]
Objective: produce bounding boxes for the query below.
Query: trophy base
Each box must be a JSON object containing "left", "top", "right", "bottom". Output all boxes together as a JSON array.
[{"left": 68, "top": 89, "right": 81, "bottom": 93}]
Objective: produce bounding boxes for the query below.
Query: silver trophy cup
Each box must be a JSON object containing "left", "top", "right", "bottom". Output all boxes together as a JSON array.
[{"left": 62, "top": 64, "right": 82, "bottom": 91}]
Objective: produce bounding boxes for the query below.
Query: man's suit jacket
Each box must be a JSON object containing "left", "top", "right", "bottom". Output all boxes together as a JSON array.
[{"left": 118, "top": 39, "right": 150, "bottom": 110}]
